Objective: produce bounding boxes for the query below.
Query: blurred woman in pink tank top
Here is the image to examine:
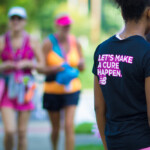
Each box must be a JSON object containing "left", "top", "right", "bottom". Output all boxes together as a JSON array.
[{"left": 0, "top": 7, "right": 44, "bottom": 150}]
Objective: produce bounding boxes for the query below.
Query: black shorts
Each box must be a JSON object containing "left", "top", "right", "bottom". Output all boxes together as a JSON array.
[{"left": 43, "top": 91, "right": 80, "bottom": 111}]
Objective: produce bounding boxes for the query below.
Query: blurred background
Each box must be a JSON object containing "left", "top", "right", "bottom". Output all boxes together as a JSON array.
[{"left": 0, "top": 0, "right": 123, "bottom": 149}]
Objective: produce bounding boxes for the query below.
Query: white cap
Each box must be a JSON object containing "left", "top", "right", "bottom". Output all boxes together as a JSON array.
[{"left": 8, "top": 7, "right": 27, "bottom": 19}]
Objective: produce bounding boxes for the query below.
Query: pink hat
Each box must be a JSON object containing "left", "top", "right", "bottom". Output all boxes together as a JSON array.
[{"left": 55, "top": 14, "right": 72, "bottom": 26}]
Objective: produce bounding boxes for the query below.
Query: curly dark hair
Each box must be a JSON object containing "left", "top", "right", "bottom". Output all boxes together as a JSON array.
[{"left": 114, "top": 0, "right": 150, "bottom": 21}]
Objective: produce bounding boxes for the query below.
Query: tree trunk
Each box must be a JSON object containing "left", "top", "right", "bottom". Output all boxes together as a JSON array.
[{"left": 91, "top": 0, "right": 101, "bottom": 43}]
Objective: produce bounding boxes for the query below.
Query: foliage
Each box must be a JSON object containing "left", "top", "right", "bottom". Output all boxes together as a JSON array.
[
  {"left": 0, "top": 0, "right": 123, "bottom": 39},
  {"left": 79, "top": 46, "right": 95, "bottom": 89},
  {"left": 0, "top": 0, "right": 65, "bottom": 34},
  {"left": 75, "top": 122, "right": 94, "bottom": 134},
  {"left": 75, "top": 145, "right": 104, "bottom": 150},
  {"left": 101, "top": 0, "right": 123, "bottom": 41}
]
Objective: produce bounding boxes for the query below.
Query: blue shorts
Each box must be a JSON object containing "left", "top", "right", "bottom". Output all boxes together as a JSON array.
[{"left": 43, "top": 91, "right": 80, "bottom": 111}]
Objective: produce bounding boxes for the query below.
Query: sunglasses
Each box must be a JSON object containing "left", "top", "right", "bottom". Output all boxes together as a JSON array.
[
  {"left": 10, "top": 16, "right": 24, "bottom": 21},
  {"left": 61, "top": 25, "right": 71, "bottom": 29}
]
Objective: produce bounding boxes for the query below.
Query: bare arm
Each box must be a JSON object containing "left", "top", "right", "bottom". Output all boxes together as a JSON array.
[
  {"left": 31, "top": 36, "right": 45, "bottom": 66},
  {"left": 94, "top": 75, "right": 108, "bottom": 150},
  {"left": 76, "top": 41, "right": 85, "bottom": 72},
  {"left": 145, "top": 77, "right": 150, "bottom": 127}
]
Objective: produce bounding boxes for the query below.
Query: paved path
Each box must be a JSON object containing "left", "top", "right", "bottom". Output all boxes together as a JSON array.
[{"left": 0, "top": 121, "right": 101, "bottom": 150}]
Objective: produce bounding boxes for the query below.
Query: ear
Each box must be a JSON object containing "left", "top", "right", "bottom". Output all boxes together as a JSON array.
[
  {"left": 143, "top": 7, "right": 150, "bottom": 19},
  {"left": 121, "top": 9, "right": 124, "bottom": 18},
  {"left": 147, "top": 8, "right": 150, "bottom": 19}
]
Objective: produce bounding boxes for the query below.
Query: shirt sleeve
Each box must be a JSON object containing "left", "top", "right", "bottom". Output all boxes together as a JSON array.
[
  {"left": 92, "top": 45, "right": 100, "bottom": 76},
  {"left": 143, "top": 50, "right": 150, "bottom": 78}
]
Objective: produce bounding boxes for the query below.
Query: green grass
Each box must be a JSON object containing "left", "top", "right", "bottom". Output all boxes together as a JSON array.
[
  {"left": 75, "top": 122, "right": 94, "bottom": 134},
  {"left": 75, "top": 145, "right": 104, "bottom": 150}
]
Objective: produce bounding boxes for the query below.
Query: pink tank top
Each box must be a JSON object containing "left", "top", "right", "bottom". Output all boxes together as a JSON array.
[{"left": 1, "top": 31, "right": 35, "bottom": 74}]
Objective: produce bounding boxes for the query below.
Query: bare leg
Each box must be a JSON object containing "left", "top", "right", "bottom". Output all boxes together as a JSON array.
[
  {"left": 17, "top": 111, "right": 30, "bottom": 150},
  {"left": 48, "top": 111, "right": 60, "bottom": 150},
  {"left": 1, "top": 107, "right": 16, "bottom": 150},
  {"left": 64, "top": 106, "right": 76, "bottom": 150}
]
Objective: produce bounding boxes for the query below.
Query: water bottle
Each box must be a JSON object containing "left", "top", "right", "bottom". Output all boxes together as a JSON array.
[
  {"left": 17, "top": 83, "right": 25, "bottom": 104},
  {"left": 8, "top": 74, "right": 18, "bottom": 99}
]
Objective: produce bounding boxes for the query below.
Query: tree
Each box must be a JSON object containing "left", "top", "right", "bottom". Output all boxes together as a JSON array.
[
  {"left": 90, "top": 0, "right": 101, "bottom": 43},
  {"left": 0, "top": 0, "right": 66, "bottom": 34}
]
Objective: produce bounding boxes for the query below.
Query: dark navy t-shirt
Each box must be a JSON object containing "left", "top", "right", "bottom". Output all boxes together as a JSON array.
[{"left": 92, "top": 35, "right": 150, "bottom": 150}]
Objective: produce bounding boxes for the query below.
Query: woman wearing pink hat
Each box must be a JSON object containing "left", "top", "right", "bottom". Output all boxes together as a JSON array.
[
  {"left": 42, "top": 13, "right": 85, "bottom": 150},
  {"left": 0, "top": 7, "right": 44, "bottom": 150}
]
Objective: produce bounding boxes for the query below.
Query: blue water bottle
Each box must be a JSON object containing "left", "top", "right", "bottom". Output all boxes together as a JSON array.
[
  {"left": 8, "top": 74, "right": 18, "bottom": 99},
  {"left": 17, "top": 83, "right": 25, "bottom": 104}
]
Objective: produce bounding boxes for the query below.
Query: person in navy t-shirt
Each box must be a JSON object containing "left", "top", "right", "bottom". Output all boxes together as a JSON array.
[{"left": 93, "top": 0, "right": 150, "bottom": 150}]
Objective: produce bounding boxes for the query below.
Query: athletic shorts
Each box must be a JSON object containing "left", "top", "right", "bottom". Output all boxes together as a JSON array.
[
  {"left": 43, "top": 91, "right": 80, "bottom": 111},
  {"left": 0, "top": 89, "right": 34, "bottom": 111}
]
